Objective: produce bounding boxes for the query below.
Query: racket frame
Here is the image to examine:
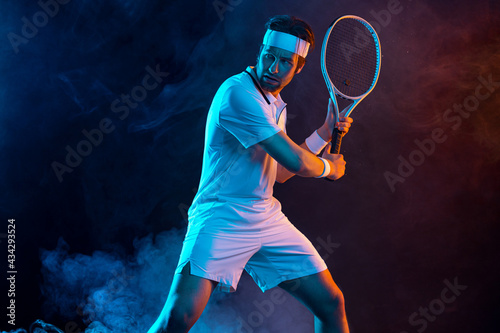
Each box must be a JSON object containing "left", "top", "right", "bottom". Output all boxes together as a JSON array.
[{"left": 320, "top": 15, "right": 382, "bottom": 154}]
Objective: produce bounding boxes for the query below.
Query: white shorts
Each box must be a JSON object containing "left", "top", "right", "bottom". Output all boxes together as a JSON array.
[{"left": 175, "top": 211, "right": 327, "bottom": 293}]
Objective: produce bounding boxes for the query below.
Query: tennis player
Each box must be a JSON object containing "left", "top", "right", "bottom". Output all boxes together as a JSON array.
[{"left": 148, "top": 15, "right": 353, "bottom": 333}]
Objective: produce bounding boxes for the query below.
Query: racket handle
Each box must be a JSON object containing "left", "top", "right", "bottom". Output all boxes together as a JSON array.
[
  {"left": 332, "top": 128, "right": 345, "bottom": 154},
  {"left": 324, "top": 128, "right": 345, "bottom": 182}
]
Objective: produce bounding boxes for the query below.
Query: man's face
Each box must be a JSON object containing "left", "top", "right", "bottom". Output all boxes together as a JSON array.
[{"left": 255, "top": 45, "right": 303, "bottom": 97}]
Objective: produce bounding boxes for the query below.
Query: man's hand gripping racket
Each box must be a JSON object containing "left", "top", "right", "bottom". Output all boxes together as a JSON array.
[{"left": 320, "top": 15, "right": 381, "bottom": 180}]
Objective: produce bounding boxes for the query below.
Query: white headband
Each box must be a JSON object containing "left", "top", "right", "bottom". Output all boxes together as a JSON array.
[{"left": 262, "top": 29, "right": 310, "bottom": 58}]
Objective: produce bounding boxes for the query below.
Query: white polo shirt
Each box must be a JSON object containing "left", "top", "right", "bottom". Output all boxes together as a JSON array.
[{"left": 187, "top": 66, "right": 287, "bottom": 228}]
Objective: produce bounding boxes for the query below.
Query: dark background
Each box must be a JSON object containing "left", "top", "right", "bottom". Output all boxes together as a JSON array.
[{"left": 1, "top": 0, "right": 499, "bottom": 332}]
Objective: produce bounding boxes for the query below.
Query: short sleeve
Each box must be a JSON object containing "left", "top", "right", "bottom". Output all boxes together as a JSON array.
[{"left": 219, "top": 85, "right": 281, "bottom": 149}]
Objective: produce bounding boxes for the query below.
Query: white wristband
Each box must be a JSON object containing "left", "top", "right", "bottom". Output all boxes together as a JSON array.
[
  {"left": 305, "top": 130, "right": 328, "bottom": 155},
  {"left": 315, "top": 157, "right": 331, "bottom": 178}
]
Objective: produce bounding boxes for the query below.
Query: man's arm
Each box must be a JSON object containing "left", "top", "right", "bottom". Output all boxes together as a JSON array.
[
  {"left": 271, "top": 123, "right": 334, "bottom": 183},
  {"left": 271, "top": 111, "right": 353, "bottom": 183},
  {"left": 275, "top": 140, "right": 316, "bottom": 183},
  {"left": 259, "top": 130, "right": 345, "bottom": 181}
]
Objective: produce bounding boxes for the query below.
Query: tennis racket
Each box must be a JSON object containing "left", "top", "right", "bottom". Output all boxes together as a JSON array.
[{"left": 321, "top": 15, "right": 381, "bottom": 154}]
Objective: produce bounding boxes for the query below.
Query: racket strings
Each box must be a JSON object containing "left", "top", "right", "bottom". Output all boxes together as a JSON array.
[{"left": 325, "top": 19, "right": 379, "bottom": 98}]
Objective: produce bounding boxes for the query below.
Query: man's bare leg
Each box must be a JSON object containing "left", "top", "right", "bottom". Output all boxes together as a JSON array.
[
  {"left": 147, "top": 263, "right": 218, "bottom": 333},
  {"left": 278, "top": 269, "right": 349, "bottom": 333}
]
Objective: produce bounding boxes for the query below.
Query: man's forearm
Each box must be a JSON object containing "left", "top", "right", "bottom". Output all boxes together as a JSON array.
[
  {"left": 260, "top": 130, "right": 327, "bottom": 180},
  {"left": 275, "top": 123, "right": 333, "bottom": 183},
  {"left": 276, "top": 141, "right": 320, "bottom": 183}
]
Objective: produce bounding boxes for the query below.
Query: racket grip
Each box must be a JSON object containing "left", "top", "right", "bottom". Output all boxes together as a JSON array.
[
  {"left": 324, "top": 128, "right": 345, "bottom": 182},
  {"left": 332, "top": 128, "right": 345, "bottom": 154}
]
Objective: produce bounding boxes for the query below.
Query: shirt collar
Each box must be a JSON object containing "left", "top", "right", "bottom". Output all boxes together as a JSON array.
[{"left": 246, "top": 66, "right": 281, "bottom": 105}]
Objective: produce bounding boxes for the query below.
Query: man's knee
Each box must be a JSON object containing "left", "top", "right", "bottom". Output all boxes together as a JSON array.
[
  {"left": 334, "top": 289, "right": 345, "bottom": 306},
  {"left": 317, "top": 289, "right": 346, "bottom": 322}
]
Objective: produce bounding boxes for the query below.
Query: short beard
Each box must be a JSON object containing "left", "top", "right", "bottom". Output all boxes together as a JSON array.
[{"left": 258, "top": 77, "right": 281, "bottom": 93}]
